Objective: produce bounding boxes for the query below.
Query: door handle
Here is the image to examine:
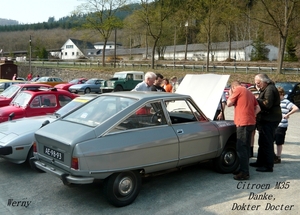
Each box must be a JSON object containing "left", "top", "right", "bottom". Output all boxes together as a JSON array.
[{"left": 177, "top": 129, "right": 184, "bottom": 134}]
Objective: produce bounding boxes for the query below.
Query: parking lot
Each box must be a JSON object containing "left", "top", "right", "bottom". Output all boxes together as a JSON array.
[{"left": 1, "top": 107, "right": 300, "bottom": 215}]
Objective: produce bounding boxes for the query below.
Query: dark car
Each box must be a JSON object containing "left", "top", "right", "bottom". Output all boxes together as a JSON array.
[{"left": 275, "top": 82, "right": 300, "bottom": 108}]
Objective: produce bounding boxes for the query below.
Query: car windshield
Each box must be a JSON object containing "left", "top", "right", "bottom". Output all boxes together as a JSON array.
[
  {"left": 113, "top": 73, "right": 126, "bottom": 79},
  {"left": 55, "top": 97, "right": 91, "bottom": 117},
  {"left": 38, "top": 77, "right": 48, "bottom": 82},
  {"left": 0, "top": 85, "right": 20, "bottom": 98},
  {"left": 11, "top": 92, "right": 32, "bottom": 107},
  {"left": 85, "top": 79, "right": 96, "bottom": 84},
  {"left": 69, "top": 79, "right": 79, "bottom": 84},
  {"left": 63, "top": 95, "right": 136, "bottom": 127},
  {"left": 275, "top": 82, "right": 295, "bottom": 93}
]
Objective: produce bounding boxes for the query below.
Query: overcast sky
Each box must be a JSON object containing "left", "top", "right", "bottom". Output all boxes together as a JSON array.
[{"left": 0, "top": 0, "right": 82, "bottom": 24}]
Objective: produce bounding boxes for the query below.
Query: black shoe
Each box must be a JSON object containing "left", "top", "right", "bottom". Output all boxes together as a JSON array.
[
  {"left": 249, "top": 162, "right": 262, "bottom": 167},
  {"left": 256, "top": 167, "right": 273, "bottom": 172},
  {"left": 233, "top": 172, "right": 250, "bottom": 180},
  {"left": 274, "top": 158, "right": 281, "bottom": 164},
  {"left": 232, "top": 170, "right": 240, "bottom": 175}
]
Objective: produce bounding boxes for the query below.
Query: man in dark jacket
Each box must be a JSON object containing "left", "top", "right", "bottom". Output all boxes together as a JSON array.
[{"left": 250, "top": 74, "right": 282, "bottom": 172}]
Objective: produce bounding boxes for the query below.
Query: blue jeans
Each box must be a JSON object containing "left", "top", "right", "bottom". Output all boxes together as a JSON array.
[{"left": 236, "top": 125, "right": 256, "bottom": 174}]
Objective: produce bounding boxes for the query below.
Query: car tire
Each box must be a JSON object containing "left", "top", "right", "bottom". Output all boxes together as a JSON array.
[
  {"left": 113, "top": 85, "right": 123, "bottom": 92},
  {"left": 84, "top": 88, "right": 91, "bottom": 94},
  {"left": 103, "top": 171, "right": 141, "bottom": 207},
  {"left": 28, "top": 147, "right": 45, "bottom": 173},
  {"left": 213, "top": 140, "right": 239, "bottom": 173}
]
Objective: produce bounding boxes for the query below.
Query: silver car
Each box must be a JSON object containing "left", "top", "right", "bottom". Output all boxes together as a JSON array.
[
  {"left": 32, "top": 91, "right": 238, "bottom": 207},
  {"left": 0, "top": 95, "right": 98, "bottom": 165}
]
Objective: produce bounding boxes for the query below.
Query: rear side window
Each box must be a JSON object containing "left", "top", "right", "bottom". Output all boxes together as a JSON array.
[{"left": 59, "top": 95, "right": 72, "bottom": 107}]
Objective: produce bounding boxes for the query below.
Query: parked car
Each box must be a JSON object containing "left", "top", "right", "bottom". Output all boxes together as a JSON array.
[
  {"left": 0, "top": 83, "right": 51, "bottom": 107},
  {"left": 275, "top": 82, "right": 300, "bottom": 108},
  {"left": 224, "top": 82, "right": 252, "bottom": 99},
  {"left": 69, "top": 78, "right": 103, "bottom": 94},
  {"left": 0, "top": 94, "right": 98, "bottom": 165},
  {"left": 55, "top": 78, "right": 88, "bottom": 91},
  {"left": 32, "top": 90, "right": 238, "bottom": 207},
  {"left": 0, "top": 88, "right": 78, "bottom": 123},
  {"left": 100, "top": 71, "right": 144, "bottom": 93},
  {"left": 32, "top": 76, "right": 66, "bottom": 87},
  {"left": 0, "top": 79, "right": 26, "bottom": 92}
]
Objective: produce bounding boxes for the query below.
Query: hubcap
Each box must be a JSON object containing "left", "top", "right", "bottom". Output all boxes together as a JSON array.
[
  {"left": 224, "top": 151, "right": 234, "bottom": 165},
  {"left": 118, "top": 177, "right": 133, "bottom": 196}
]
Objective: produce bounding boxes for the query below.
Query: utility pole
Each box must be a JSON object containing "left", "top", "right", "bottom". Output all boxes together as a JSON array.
[{"left": 29, "top": 35, "right": 32, "bottom": 74}]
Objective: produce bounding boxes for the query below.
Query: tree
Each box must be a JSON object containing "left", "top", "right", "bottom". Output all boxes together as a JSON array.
[
  {"left": 284, "top": 35, "right": 298, "bottom": 62},
  {"left": 75, "top": 0, "right": 128, "bottom": 66},
  {"left": 250, "top": 37, "right": 269, "bottom": 61},
  {"left": 251, "top": 0, "right": 300, "bottom": 74},
  {"left": 136, "top": 0, "right": 182, "bottom": 69}
]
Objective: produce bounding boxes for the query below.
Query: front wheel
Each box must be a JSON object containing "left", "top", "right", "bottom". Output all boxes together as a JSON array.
[
  {"left": 103, "top": 171, "right": 141, "bottom": 207},
  {"left": 114, "top": 85, "right": 123, "bottom": 92},
  {"left": 84, "top": 88, "right": 91, "bottom": 94},
  {"left": 213, "top": 140, "right": 239, "bottom": 173}
]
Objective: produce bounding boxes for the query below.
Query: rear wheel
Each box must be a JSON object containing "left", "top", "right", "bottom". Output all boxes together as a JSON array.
[
  {"left": 28, "top": 147, "right": 44, "bottom": 173},
  {"left": 84, "top": 88, "right": 91, "bottom": 94},
  {"left": 213, "top": 140, "right": 238, "bottom": 173},
  {"left": 103, "top": 171, "right": 141, "bottom": 207}
]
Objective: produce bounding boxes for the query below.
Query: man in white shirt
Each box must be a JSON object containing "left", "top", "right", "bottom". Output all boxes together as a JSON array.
[{"left": 132, "top": 71, "right": 156, "bottom": 91}]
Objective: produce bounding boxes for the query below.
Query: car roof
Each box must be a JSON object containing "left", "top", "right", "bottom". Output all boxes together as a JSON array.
[
  {"left": 115, "top": 71, "right": 144, "bottom": 74},
  {"left": 14, "top": 83, "right": 52, "bottom": 87},
  {"left": 0, "top": 79, "right": 25, "bottom": 83},
  {"left": 103, "top": 91, "right": 190, "bottom": 100},
  {"left": 20, "top": 88, "right": 70, "bottom": 95}
]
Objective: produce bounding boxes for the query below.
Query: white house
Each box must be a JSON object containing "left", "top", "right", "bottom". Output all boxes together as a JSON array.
[
  {"left": 162, "top": 40, "right": 278, "bottom": 62},
  {"left": 94, "top": 41, "right": 122, "bottom": 50},
  {"left": 60, "top": 38, "right": 97, "bottom": 60}
]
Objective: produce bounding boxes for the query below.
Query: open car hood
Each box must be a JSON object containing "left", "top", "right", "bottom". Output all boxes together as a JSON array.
[{"left": 176, "top": 74, "right": 230, "bottom": 120}]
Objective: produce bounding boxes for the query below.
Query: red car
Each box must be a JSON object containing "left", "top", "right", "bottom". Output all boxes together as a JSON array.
[
  {"left": 0, "top": 88, "right": 78, "bottom": 123},
  {"left": 54, "top": 78, "right": 87, "bottom": 91},
  {"left": 0, "top": 84, "right": 51, "bottom": 108},
  {"left": 224, "top": 82, "right": 252, "bottom": 99}
]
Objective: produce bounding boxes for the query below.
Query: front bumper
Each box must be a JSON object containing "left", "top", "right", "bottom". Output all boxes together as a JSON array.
[
  {"left": 0, "top": 146, "right": 12, "bottom": 155},
  {"left": 31, "top": 158, "right": 94, "bottom": 184}
]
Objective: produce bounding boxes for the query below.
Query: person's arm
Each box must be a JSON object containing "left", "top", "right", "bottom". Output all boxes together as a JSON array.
[
  {"left": 284, "top": 104, "right": 299, "bottom": 119},
  {"left": 255, "top": 104, "right": 261, "bottom": 116}
]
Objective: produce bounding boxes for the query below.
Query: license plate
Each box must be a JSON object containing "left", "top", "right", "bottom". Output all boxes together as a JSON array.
[{"left": 44, "top": 146, "right": 64, "bottom": 161}]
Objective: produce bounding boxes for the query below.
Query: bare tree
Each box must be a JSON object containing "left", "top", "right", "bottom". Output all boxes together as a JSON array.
[
  {"left": 136, "top": 0, "right": 181, "bottom": 69},
  {"left": 251, "top": 0, "right": 300, "bottom": 74},
  {"left": 75, "top": 0, "right": 128, "bottom": 66}
]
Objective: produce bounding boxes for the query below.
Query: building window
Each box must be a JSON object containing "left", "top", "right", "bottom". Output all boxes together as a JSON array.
[
  {"left": 76, "top": 52, "right": 79, "bottom": 56},
  {"left": 65, "top": 52, "right": 67, "bottom": 56},
  {"left": 66, "top": 45, "right": 73, "bottom": 49},
  {"left": 72, "top": 52, "right": 74, "bottom": 56}
]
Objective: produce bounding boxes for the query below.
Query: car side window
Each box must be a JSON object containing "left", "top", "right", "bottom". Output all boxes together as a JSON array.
[
  {"left": 30, "top": 96, "right": 42, "bottom": 108},
  {"left": 59, "top": 95, "right": 72, "bottom": 107},
  {"left": 165, "top": 99, "right": 207, "bottom": 124},
  {"left": 41, "top": 94, "right": 57, "bottom": 107},
  {"left": 110, "top": 101, "right": 167, "bottom": 132}
]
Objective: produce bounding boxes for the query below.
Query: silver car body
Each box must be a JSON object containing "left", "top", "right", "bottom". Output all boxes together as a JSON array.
[
  {"left": 32, "top": 74, "right": 237, "bottom": 207},
  {"left": 0, "top": 95, "right": 98, "bottom": 164}
]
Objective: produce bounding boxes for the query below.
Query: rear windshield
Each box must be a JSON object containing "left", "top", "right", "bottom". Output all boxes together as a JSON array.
[{"left": 62, "top": 96, "right": 136, "bottom": 127}]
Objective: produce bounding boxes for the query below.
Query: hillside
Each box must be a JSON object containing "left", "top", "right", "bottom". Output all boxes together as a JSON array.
[{"left": 0, "top": 18, "right": 18, "bottom": 26}]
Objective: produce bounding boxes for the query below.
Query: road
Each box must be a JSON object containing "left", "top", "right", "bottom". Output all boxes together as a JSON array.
[{"left": 1, "top": 108, "right": 300, "bottom": 215}]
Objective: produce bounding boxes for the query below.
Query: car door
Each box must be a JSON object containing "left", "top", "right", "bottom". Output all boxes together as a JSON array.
[
  {"left": 26, "top": 94, "right": 57, "bottom": 117},
  {"left": 99, "top": 100, "right": 179, "bottom": 173},
  {"left": 91, "top": 80, "right": 101, "bottom": 92},
  {"left": 165, "top": 99, "right": 220, "bottom": 166},
  {"left": 292, "top": 83, "right": 300, "bottom": 108}
]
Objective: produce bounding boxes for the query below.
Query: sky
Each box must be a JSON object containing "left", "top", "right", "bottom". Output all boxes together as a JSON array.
[{"left": 0, "top": 0, "right": 83, "bottom": 24}]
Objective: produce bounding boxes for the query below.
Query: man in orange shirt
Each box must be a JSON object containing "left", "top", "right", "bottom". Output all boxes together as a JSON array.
[
  {"left": 227, "top": 81, "right": 261, "bottom": 180},
  {"left": 163, "top": 78, "right": 173, "bottom": 92}
]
